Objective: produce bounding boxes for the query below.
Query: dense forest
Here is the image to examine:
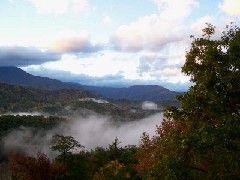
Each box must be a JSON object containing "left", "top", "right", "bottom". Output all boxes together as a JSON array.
[
  {"left": 0, "top": 83, "right": 92, "bottom": 114},
  {"left": 0, "top": 24, "right": 239, "bottom": 179},
  {"left": 0, "top": 83, "right": 160, "bottom": 121}
]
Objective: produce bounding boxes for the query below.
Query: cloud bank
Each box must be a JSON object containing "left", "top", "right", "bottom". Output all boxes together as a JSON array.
[
  {"left": 0, "top": 46, "right": 60, "bottom": 66},
  {"left": 49, "top": 32, "right": 102, "bottom": 53},
  {"left": 0, "top": 31, "right": 102, "bottom": 66}
]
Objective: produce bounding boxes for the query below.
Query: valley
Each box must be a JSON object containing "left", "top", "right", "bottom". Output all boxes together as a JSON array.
[{"left": 0, "top": 67, "right": 176, "bottom": 163}]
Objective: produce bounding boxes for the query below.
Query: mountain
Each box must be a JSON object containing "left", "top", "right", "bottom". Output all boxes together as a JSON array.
[
  {"left": 0, "top": 82, "right": 92, "bottom": 114},
  {"left": 0, "top": 66, "right": 81, "bottom": 90},
  {"left": 0, "top": 66, "right": 180, "bottom": 103},
  {"left": 83, "top": 85, "right": 180, "bottom": 103}
]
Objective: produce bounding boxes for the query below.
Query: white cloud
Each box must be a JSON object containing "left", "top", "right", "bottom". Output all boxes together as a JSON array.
[
  {"left": 112, "top": 0, "right": 199, "bottom": 52},
  {"left": 111, "top": 3, "right": 237, "bottom": 84},
  {"left": 0, "top": 28, "right": 100, "bottom": 54},
  {"left": 102, "top": 16, "right": 112, "bottom": 25},
  {"left": 22, "top": 47, "right": 189, "bottom": 88},
  {"left": 112, "top": 14, "right": 184, "bottom": 52},
  {"left": 26, "top": 0, "right": 89, "bottom": 14},
  {"left": 160, "top": 67, "right": 181, "bottom": 77},
  {"left": 136, "top": 45, "right": 188, "bottom": 84},
  {"left": 48, "top": 30, "right": 101, "bottom": 53},
  {"left": 152, "top": 0, "right": 198, "bottom": 20},
  {"left": 37, "top": 51, "right": 140, "bottom": 79},
  {"left": 0, "top": 46, "right": 60, "bottom": 66},
  {"left": 219, "top": 0, "right": 240, "bottom": 16}
]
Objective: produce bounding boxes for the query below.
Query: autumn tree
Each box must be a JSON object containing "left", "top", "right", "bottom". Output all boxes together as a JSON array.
[
  {"left": 51, "top": 135, "right": 84, "bottom": 159},
  {"left": 10, "top": 153, "right": 66, "bottom": 180},
  {"left": 137, "top": 23, "right": 240, "bottom": 179}
]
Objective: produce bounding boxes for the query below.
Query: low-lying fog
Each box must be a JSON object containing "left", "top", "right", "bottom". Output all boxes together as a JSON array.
[
  {"left": 68, "top": 113, "right": 163, "bottom": 148},
  {"left": 2, "top": 113, "right": 163, "bottom": 157}
]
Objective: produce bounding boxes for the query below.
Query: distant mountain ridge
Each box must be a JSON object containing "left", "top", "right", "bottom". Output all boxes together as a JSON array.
[
  {"left": 0, "top": 66, "right": 180, "bottom": 103},
  {"left": 0, "top": 66, "right": 81, "bottom": 90},
  {"left": 83, "top": 85, "right": 180, "bottom": 102}
]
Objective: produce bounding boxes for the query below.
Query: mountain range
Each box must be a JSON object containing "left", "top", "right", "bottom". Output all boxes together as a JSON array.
[{"left": 0, "top": 66, "right": 180, "bottom": 103}]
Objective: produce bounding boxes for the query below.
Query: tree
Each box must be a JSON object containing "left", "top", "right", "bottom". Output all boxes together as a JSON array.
[
  {"left": 93, "top": 160, "right": 130, "bottom": 179},
  {"left": 51, "top": 135, "right": 84, "bottom": 158},
  {"left": 137, "top": 23, "right": 240, "bottom": 179},
  {"left": 10, "top": 153, "right": 66, "bottom": 180}
]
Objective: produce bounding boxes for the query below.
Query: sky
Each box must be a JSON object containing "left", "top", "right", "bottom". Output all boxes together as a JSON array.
[{"left": 0, "top": 0, "right": 239, "bottom": 91}]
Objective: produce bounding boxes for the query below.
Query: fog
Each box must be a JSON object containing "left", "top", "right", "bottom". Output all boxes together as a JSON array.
[
  {"left": 2, "top": 113, "right": 163, "bottom": 157},
  {"left": 65, "top": 113, "right": 163, "bottom": 148},
  {"left": 142, "top": 101, "right": 158, "bottom": 110},
  {"left": 3, "top": 127, "right": 54, "bottom": 157}
]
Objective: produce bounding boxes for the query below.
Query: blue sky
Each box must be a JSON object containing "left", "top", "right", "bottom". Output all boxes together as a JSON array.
[{"left": 0, "top": 0, "right": 239, "bottom": 91}]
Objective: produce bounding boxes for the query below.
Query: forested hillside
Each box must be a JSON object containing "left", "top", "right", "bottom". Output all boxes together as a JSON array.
[
  {"left": 84, "top": 85, "right": 180, "bottom": 105},
  {"left": 0, "top": 83, "right": 156, "bottom": 120},
  {"left": 0, "top": 83, "right": 92, "bottom": 113}
]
